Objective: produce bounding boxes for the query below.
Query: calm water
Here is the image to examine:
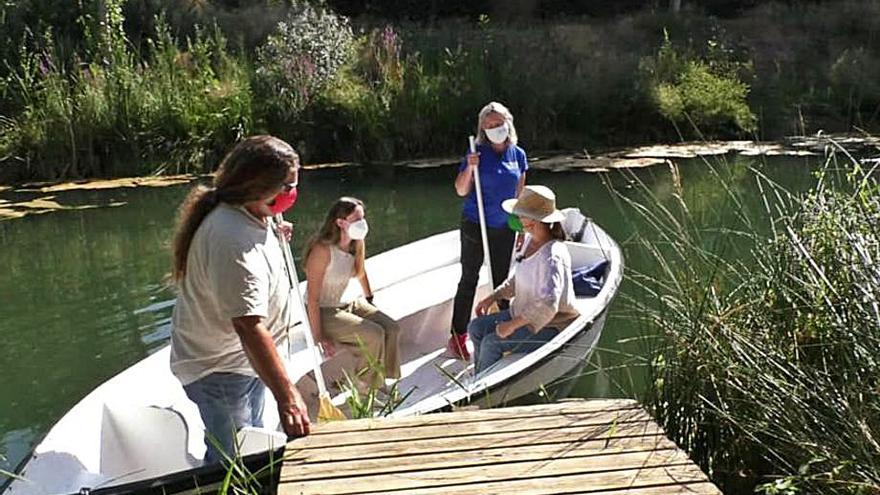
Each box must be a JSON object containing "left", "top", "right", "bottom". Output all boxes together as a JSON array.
[{"left": 0, "top": 155, "right": 819, "bottom": 476}]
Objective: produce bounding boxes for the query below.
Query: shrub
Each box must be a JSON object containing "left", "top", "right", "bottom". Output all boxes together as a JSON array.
[
  {"left": 306, "top": 24, "right": 460, "bottom": 163},
  {"left": 320, "top": 26, "right": 406, "bottom": 162},
  {"left": 255, "top": 1, "right": 354, "bottom": 121},
  {"left": 641, "top": 31, "right": 757, "bottom": 138}
]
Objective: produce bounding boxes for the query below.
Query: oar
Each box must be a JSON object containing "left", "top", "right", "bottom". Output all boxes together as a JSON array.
[
  {"left": 470, "top": 136, "right": 500, "bottom": 314},
  {"left": 275, "top": 214, "right": 347, "bottom": 422},
  {"left": 470, "top": 135, "right": 495, "bottom": 290}
]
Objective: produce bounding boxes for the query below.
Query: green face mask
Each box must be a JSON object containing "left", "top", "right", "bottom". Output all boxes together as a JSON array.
[{"left": 507, "top": 214, "right": 523, "bottom": 232}]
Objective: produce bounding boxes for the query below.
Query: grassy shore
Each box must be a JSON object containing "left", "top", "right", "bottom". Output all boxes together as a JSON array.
[
  {"left": 0, "top": 1, "right": 878, "bottom": 183},
  {"left": 620, "top": 139, "right": 880, "bottom": 494}
]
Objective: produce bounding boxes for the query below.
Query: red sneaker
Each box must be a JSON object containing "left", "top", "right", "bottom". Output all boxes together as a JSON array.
[{"left": 447, "top": 333, "right": 471, "bottom": 361}]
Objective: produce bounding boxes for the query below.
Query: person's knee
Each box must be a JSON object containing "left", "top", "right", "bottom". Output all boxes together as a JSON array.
[
  {"left": 459, "top": 258, "right": 482, "bottom": 281},
  {"left": 383, "top": 318, "right": 401, "bottom": 336},
  {"left": 355, "top": 322, "right": 385, "bottom": 352},
  {"left": 457, "top": 270, "right": 480, "bottom": 288},
  {"left": 467, "top": 318, "right": 485, "bottom": 339},
  {"left": 481, "top": 332, "right": 501, "bottom": 349}
]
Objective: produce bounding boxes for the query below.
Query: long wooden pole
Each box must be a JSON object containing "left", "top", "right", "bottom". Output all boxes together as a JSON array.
[{"left": 470, "top": 135, "right": 495, "bottom": 289}]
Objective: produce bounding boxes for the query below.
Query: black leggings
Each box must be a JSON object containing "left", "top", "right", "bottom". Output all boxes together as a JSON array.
[{"left": 451, "top": 218, "right": 515, "bottom": 335}]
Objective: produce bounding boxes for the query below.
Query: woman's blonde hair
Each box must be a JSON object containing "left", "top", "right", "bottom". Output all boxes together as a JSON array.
[
  {"left": 475, "top": 101, "right": 518, "bottom": 146},
  {"left": 171, "top": 135, "right": 299, "bottom": 282},
  {"left": 304, "top": 197, "right": 366, "bottom": 277}
]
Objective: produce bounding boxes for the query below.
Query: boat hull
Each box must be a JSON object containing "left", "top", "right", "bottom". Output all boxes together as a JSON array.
[{"left": 468, "top": 309, "right": 608, "bottom": 409}]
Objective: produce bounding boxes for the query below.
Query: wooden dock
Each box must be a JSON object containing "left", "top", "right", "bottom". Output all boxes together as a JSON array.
[{"left": 279, "top": 399, "right": 721, "bottom": 494}]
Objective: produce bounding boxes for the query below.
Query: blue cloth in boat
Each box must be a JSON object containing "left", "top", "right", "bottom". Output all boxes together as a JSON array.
[
  {"left": 459, "top": 143, "right": 528, "bottom": 228},
  {"left": 572, "top": 259, "right": 609, "bottom": 297}
]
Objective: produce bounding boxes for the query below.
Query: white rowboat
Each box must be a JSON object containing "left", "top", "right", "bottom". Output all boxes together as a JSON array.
[{"left": 3, "top": 221, "right": 622, "bottom": 495}]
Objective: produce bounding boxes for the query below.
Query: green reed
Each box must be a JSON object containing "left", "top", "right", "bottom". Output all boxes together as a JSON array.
[
  {"left": 617, "top": 139, "right": 880, "bottom": 494},
  {"left": 216, "top": 446, "right": 281, "bottom": 495},
  {"left": 338, "top": 337, "right": 412, "bottom": 419}
]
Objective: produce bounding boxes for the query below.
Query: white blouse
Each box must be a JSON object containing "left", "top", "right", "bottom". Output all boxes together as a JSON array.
[{"left": 492, "top": 238, "right": 579, "bottom": 331}]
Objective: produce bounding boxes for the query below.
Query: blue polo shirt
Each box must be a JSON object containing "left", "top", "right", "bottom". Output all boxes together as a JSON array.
[{"left": 459, "top": 143, "right": 528, "bottom": 228}]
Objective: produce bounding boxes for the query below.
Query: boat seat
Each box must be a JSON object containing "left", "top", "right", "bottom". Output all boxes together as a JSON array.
[
  {"left": 561, "top": 207, "right": 590, "bottom": 242},
  {"left": 362, "top": 231, "right": 461, "bottom": 291},
  {"left": 565, "top": 241, "right": 611, "bottom": 271},
  {"left": 99, "top": 404, "right": 198, "bottom": 483},
  {"left": 370, "top": 262, "right": 465, "bottom": 321}
]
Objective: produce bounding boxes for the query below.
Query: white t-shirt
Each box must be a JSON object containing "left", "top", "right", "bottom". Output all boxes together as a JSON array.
[{"left": 170, "top": 203, "right": 291, "bottom": 385}]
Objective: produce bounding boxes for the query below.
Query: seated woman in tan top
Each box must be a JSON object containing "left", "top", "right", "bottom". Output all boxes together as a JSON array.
[{"left": 303, "top": 197, "right": 401, "bottom": 390}]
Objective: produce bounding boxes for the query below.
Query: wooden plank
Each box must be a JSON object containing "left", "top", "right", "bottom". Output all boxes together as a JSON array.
[
  {"left": 280, "top": 451, "right": 702, "bottom": 494},
  {"left": 285, "top": 436, "right": 678, "bottom": 481},
  {"left": 279, "top": 401, "right": 722, "bottom": 495},
  {"left": 309, "top": 399, "right": 640, "bottom": 435},
  {"left": 392, "top": 467, "right": 719, "bottom": 495},
  {"left": 284, "top": 421, "right": 661, "bottom": 464},
  {"left": 571, "top": 484, "right": 721, "bottom": 495},
  {"left": 289, "top": 407, "right": 652, "bottom": 449},
  {"left": 398, "top": 477, "right": 722, "bottom": 495}
]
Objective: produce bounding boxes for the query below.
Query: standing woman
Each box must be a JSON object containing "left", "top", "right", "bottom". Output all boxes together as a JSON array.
[
  {"left": 169, "top": 135, "right": 310, "bottom": 465},
  {"left": 449, "top": 101, "right": 528, "bottom": 360},
  {"left": 303, "top": 197, "right": 401, "bottom": 390}
]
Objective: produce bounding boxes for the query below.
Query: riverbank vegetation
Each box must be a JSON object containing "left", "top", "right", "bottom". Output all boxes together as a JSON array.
[
  {"left": 0, "top": 0, "right": 878, "bottom": 182},
  {"left": 623, "top": 140, "right": 880, "bottom": 494}
]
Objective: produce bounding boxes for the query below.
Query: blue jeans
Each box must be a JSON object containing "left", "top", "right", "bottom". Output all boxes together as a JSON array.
[
  {"left": 183, "top": 372, "right": 265, "bottom": 465},
  {"left": 467, "top": 309, "right": 560, "bottom": 375}
]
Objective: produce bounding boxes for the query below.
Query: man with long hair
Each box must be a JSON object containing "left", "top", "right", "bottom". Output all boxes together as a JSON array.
[{"left": 169, "top": 135, "right": 310, "bottom": 465}]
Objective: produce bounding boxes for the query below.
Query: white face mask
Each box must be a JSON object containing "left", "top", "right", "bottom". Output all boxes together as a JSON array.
[
  {"left": 347, "top": 218, "right": 369, "bottom": 240},
  {"left": 484, "top": 123, "right": 509, "bottom": 144}
]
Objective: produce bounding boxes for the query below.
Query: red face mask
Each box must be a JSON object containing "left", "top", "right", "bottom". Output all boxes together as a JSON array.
[{"left": 269, "top": 185, "right": 298, "bottom": 215}]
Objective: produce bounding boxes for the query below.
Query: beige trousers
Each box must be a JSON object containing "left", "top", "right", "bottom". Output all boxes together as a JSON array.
[{"left": 320, "top": 297, "right": 401, "bottom": 388}]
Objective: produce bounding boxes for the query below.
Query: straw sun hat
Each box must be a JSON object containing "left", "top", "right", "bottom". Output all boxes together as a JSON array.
[{"left": 501, "top": 185, "right": 565, "bottom": 223}]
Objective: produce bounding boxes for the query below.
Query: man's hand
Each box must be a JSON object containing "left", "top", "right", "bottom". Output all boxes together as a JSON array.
[
  {"left": 276, "top": 220, "right": 293, "bottom": 242},
  {"left": 232, "top": 315, "right": 309, "bottom": 438},
  {"left": 278, "top": 386, "right": 311, "bottom": 438}
]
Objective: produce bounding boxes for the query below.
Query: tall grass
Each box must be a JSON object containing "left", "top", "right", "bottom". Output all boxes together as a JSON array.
[
  {"left": 216, "top": 442, "right": 282, "bottom": 495},
  {"left": 619, "top": 139, "right": 880, "bottom": 494},
  {"left": 2, "top": 1, "right": 880, "bottom": 181},
  {"left": 0, "top": 8, "right": 252, "bottom": 182},
  {"left": 337, "top": 338, "right": 412, "bottom": 419}
]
